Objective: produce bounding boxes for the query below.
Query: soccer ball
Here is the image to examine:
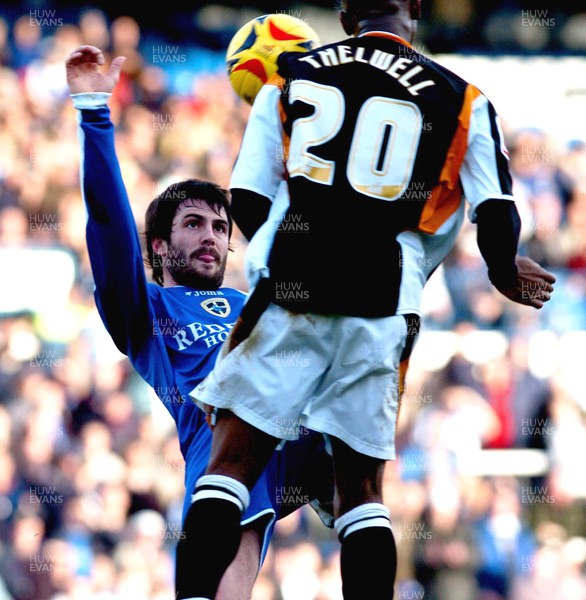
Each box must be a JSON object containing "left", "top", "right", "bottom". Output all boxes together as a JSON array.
[{"left": 226, "top": 13, "right": 320, "bottom": 105}]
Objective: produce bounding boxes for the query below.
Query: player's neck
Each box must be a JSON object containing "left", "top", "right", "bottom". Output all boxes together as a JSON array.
[
  {"left": 162, "top": 271, "right": 179, "bottom": 288},
  {"left": 356, "top": 17, "right": 416, "bottom": 44}
]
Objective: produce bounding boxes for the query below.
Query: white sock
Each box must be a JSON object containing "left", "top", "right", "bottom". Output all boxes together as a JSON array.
[
  {"left": 192, "top": 474, "right": 250, "bottom": 512},
  {"left": 335, "top": 502, "right": 391, "bottom": 539}
]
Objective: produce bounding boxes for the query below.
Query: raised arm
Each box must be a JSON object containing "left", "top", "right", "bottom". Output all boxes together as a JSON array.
[
  {"left": 66, "top": 46, "right": 153, "bottom": 355},
  {"left": 66, "top": 44, "right": 126, "bottom": 95}
]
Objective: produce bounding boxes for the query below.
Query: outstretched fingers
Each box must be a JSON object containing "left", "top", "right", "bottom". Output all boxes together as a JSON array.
[
  {"left": 65, "top": 45, "right": 126, "bottom": 94},
  {"left": 66, "top": 45, "right": 104, "bottom": 66}
]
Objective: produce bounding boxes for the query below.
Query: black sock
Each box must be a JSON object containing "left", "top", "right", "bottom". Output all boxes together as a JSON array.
[
  {"left": 176, "top": 475, "right": 249, "bottom": 599},
  {"left": 341, "top": 526, "right": 397, "bottom": 599},
  {"left": 335, "top": 503, "right": 397, "bottom": 600}
]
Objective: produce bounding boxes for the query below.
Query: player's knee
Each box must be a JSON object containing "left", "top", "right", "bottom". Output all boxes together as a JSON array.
[{"left": 330, "top": 437, "right": 385, "bottom": 504}]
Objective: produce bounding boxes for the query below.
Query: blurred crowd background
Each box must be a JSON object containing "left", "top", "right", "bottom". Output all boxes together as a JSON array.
[
  {"left": 4, "top": 1, "right": 586, "bottom": 54},
  {"left": 0, "top": 2, "right": 585, "bottom": 600}
]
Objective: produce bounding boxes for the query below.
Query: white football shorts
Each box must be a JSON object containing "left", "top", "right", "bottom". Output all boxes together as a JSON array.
[{"left": 190, "top": 303, "right": 409, "bottom": 460}]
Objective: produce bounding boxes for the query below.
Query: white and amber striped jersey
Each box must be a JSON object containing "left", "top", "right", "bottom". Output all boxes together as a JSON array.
[{"left": 231, "top": 32, "right": 514, "bottom": 317}]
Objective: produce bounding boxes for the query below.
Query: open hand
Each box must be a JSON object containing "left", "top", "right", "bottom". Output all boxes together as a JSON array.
[
  {"left": 496, "top": 256, "right": 556, "bottom": 309},
  {"left": 65, "top": 45, "right": 126, "bottom": 95}
]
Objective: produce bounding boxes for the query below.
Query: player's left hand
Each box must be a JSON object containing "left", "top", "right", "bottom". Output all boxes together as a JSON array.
[
  {"left": 65, "top": 45, "right": 126, "bottom": 95},
  {"left": 495, "top": 255, "right": 556, "bottom": 309}
]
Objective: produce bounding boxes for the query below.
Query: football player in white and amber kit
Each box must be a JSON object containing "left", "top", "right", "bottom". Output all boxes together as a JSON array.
[
  {"left": 65, "top": 45, "right": 335, "bottom": 600},
  {"left": 189, "top": 1, "right": 557, "bottom": 599}
]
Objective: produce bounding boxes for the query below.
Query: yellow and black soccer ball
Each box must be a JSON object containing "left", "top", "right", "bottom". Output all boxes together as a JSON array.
[{"left": 226, "top": 13, "right": 320, "bottom": 105}]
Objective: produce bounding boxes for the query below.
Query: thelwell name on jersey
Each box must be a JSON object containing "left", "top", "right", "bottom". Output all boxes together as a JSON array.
[{"left": 297, "top": 44, "right": 436, "bottom": 97}]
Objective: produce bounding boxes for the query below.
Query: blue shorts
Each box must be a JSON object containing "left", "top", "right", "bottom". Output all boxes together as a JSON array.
[{"left": 183, "top": 426, "right": 333, "bottom": 565}]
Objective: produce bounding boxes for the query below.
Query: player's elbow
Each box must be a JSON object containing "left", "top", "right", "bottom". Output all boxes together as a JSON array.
[{"left": 230, "top": 188, "right": 272, "bottom": 241}]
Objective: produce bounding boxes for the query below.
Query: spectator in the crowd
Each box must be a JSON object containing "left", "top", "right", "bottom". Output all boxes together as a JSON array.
[
  {"left": 510, "top": 536, "right": 586, "bottom": 600},
  {"left": 8, "top": 14, "right": 44, "bottom": 73},
  {"left": 474, "top": 479, "right": 538, "bottom": 599},
  {"left": 77, "top": 8, "right": 110, "bottom": 50},
  {"left": 414, "top": 482, "right": 480, "bottom": 600},
  {"left": 544, "top": 374, "right": 586, "bottom": 537}
]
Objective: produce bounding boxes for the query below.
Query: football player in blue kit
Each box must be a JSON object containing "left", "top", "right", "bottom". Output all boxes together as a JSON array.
[
  {"left": 187, "top": 1, "right": 557, "bottom": 599},
  {"left": 65, "top": 44, "right": 334, "bottom": 600}
]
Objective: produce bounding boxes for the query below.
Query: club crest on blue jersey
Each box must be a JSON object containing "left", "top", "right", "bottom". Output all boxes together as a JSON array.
[{"left": 200, "top": 298, "right": 231, "bottom": 318}]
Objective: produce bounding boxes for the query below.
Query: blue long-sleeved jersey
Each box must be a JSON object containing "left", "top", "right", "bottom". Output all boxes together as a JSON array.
[{"left": 79, "top": 103, "right": 244, "bottom": 459}]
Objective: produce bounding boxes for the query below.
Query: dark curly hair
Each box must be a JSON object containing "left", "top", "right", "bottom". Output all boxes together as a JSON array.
[{"left": 144, "top": 179, "right": 233, "bottom": 286}]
